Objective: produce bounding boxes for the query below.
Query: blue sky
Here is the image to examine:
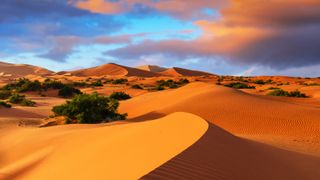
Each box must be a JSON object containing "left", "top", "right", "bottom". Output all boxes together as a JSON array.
[{"left": 0, "top": 0, "right": 320, "bottom": 76}]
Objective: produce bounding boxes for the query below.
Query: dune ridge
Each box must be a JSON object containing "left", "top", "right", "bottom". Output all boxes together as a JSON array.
[
  {"left": 137, "top": 65, "right": 168, "bottom": 73},
  {"left": 0, "top": 61, "right": 53, "bottom": 77},
  {"left": 69, "top": 63, "right": 160, "bottom": 77},
  {"left": 160, "top": 67, "right": 213, "bottom": 77},
  {"left": 120, "top": 82, "right": 320, "bottom": 155},
  {"left": 0, "top": 112, "right": 208, "bottom": 180}
]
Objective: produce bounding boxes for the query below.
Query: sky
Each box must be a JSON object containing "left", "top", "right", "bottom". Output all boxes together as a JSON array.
[{"left": 0, "top": 0, "right": 320, "bottom": 76}]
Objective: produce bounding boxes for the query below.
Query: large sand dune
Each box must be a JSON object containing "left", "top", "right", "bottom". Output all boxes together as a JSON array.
[
  {"left": 0, "top": 61, "right": 52, "bottom": 77},
  {"left": 143, "top": 124, "right": 320, "bottom": 180},
  {"left": 137, "top": 65, "right": 167, "bottom": 73},
  {"left": 120, "top": 82, "right": 320, "bottom": 155},
  {"left": 0, "top": 113, "right": 207, "bottom": 180},
  {"left": 69, "top": 63, "right": 159, "bottom": 77},
  {"left": 160, "top": 67, "right": 213, "bottom": 77}
]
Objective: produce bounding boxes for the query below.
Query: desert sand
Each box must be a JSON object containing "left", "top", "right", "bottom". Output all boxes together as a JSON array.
[{"left": 1, "top": 62, "right": 320, "bottom": 179}]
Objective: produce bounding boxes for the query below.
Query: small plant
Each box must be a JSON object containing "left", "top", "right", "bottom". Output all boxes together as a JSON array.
[
  {"left": 0, "top": 90, "right": 12, "bottom": 100},
  {"left": 0, "top": 101, "right": 11, "bottom": 108},
  {"left": 224, "top": 82, "right": 256, "bottom": 89},
  {"left": 91, "top": 80, "right": 103, "bottom": 87},
  {"left": 109, "top": 92, "right": 131, "bottom": 101},
  {"left": 153, "top": 85, "right": 165, "bottom": 91},
  {"left": 178, "top": 78, "right": 190, "bottom": 84},
  {"left": 112, "top": 78, "right": 128, "bottom": 84},
  {"left": 268, "top": 89, "right": 307, "bottom": 98},
  {"left": 52, "top": 93, "right": 127, "bottom": 124},
  {"left": 266, "top": 87, "right": 280, "bottom": 90},
  {"left": 58, "top": 86, "right": 82, "bottom": 98},
  {"left": 8, "top": 94, "right": 36, "bottom": 106},
  {"left": 131, "top": 84, "right": 143, "bottom": 89},
  {"left": 253, "top": 79, "right": 266, "bottom": 85}
]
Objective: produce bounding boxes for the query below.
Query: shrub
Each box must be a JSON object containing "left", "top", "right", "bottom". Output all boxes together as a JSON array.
[
  {"left": 109, "top": 92, "right": 131, "bottom": 100},
  {"left": 131, "top": 84, "right": 143, "bottom": 89},
  {"left": 254, "top": 79, "right": 266, "bottom": 85},
  {"left": 178, "top": 78, "right": 190, "bottom": 84},
  {"left": 0, "top": 90, "right": 12, "bottom": 100},
  {"left": 52, "top": 93, "right": 127, "bottom": 123},
  {"left": 43, "top": 79, "right": 65, "bottom": 90},
  {"left": 58, "top": 86, "right": 82, "bottom": 98},
  {"left": 112, "top": 78, "right": 128, "bottom": 84},
  {"left": 91, "top": 80, "right": 103, "bottom": 87},
  {"left": 224, "top": 82, "right": 256, "bottom": 89},
  {"left": 268, "top": 89, "right": 307, "bottom": 98},
  {"left": 153, "top": 85, "right": 165, "bottom": 91},
  {"left": 72, "top": 81, "right": 90, "bottom": 87},
  {"left": 8, "top": 94, "right": 36, "bottom": 106},
  {"left": 0, "top": 101, "right": 11, "bottom": 108}
]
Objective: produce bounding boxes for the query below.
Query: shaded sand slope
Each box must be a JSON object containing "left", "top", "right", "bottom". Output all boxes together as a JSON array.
[
  {"left": 137, "top": 65, "right": 167, "bottom": 72},
  {"left": 69, "top": 63, "right": 159, "bottom": 77},
  {"left": 143, "top": 124, "right": 320, "bottom": 180},
  {"left": 160, "top": 67, "right": 213, "bottom": 77},
  {"left": 0, "top": 113, "right": 208, "bottom": 180},
  {"left": 120, "top": 82, "right": 320, "bottom": 154}
]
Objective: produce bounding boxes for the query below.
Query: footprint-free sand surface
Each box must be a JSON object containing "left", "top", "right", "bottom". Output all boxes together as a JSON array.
[{"left": 0, "top": 113, "right": 207, "bottom": 179}]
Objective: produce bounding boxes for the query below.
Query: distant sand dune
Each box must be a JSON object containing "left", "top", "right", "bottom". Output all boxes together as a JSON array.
[
  {"left": 160, "top": 67, "right": 213, "bottom": 77},
  {"left": 69, "top": 63, "right": 159, "bottom": 77},
  {"left": 0, "top": 61, "right": 52, "bottom": 77}
]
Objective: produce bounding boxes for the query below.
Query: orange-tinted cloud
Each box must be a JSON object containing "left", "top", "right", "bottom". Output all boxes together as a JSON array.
[{"left": 106, "top": 0, "right": 320, "bottom": 69}]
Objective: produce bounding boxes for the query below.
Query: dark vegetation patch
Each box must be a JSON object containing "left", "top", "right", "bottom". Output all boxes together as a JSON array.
[
  {"left": 8, "top": 94, "right": 36, "bottom": 106},
  {"left": 224, "top": 82, "right": 256, "bottom": 89},
  {"left": 109, "top": 92, "right": 131, "bottom": 101},
  {"left": 152, "top": 78, "right": 190, "bottom": 91},
  {"left": 52, "top": 93, "right": 127, "bottom": 124},
  {"left": 0, "top": 100, "right": 11, "bottom": 108},
  {"left": 268, "top": 89, "right": 307, "bottom": 98}
]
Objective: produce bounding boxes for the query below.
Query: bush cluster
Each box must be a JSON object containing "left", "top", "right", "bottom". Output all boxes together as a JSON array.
[
  {"left": 0, "top": 90, "right": 12, "bottom": 100},
  {"left": 52, "top": 93, "right": 127, "bottom": 124},
  {"left": 58, "top": 86, "right": 82, "bottom": 98},
  {"left": 91, "top": 80, "right": 103, "bottom": 87},
  {"left": 253, "top": 79, "right": 273, "bottom": 85},
  {"left": 109, "top": 92, "right": 131, "bottom": 101},
  {"left": 224, "top": 82, "right": 256, "bottom": 89},
  {"left": 0, "top": 101, "right": 11, "bottom": 108},
  {"left": 268, "top": 89, "right": 307, "bottom": 98},
  {"left": 131, "top": 84, "right": 143, "bottom": 89},
  {"left": 154, "top": 78, "right": 190, "bottom": 90},
  {"left": 8, "top": 94, "right": 36, "bottom": 106}
]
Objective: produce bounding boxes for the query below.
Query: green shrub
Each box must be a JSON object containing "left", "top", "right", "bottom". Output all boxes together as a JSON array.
[
  {"left": 178, "top": 78, "right": 190, "bottom": 84},
  {"left": 153, "top": 85, "right": 165, "bottom": 91},
  {"left": 8, "top": 94, "right": 36, "bottom": 106},
  {"left": 268, "top": 89, "right": 307, "bottom": 98},
  {"left": 254, "top": 79, "right": 266, "bottom": 85},
  {"left": 131, "top": 84, "right": 143, "bottom": 89},
  {"left": 58, "top": 86, "right": 82, "bottom": 98},
  {"left": 43, "top": 79, "right": 65, "bottom": 90},
  {"left": 0, "top": 90, "right": 12, "bottom": 100},
  {"left": 72, "top": 81, "right": 90, "bottom": 87},
  {"left": 91, "top": 80, "right": 103, "bottom": 87},
  {"left": 52, "top": 93, "right": 127, "bottom": 124},
  {"left": 224, "top": 82, "right": 256, "bottom": 89},
  {"left": 0, "top": 101, "right": 11, "bottom": 108},
  {"left": 112, "top": 78, "right": 128, "bottom": 84},
  {"left": 109, "top": 92, "right": 131, "bottom": 100}
]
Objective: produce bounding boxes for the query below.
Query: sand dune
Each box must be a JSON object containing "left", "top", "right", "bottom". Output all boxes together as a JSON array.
[
  {"left": 0, "top": 112, "right": 208, "bottom": 180},
  {"left": 143, "top": 124, "right": 320, "bottom": 180},
  {"left": 137, "top": 65, "right": 167, "bottom": 73},
  {"left": 0, "top": 61, "right": 53, "bottom": 77},
  {"left": 160, "top": 67, "right": 213, "bottom": 77},
  {"left": 69, "top": 63, "right": 159, "bottom": 77},
  {"left": 120, "top": 82, "right": 320, "bottom": 155}
]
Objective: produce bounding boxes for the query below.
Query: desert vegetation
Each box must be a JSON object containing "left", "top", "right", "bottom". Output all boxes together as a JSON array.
[
  {"left": 224, "top": 82, "right": 256, "bottom": 89},
  {"left": 52, "top": 92, "right": 127, "bottom": 124},
  {"left": 0, "top": 100, "right": 11, "bottom": 108},
  {"left": 109, "top": 92, "right": 131, "bottom": 101},
  {"left": 8, "top": 94, "right": 36, "bottom": 106},
  {"left": 153, "top": 78, "right": 190, "bottom": 91},
  {"left": 268, "top": 89, "right": 307, "bottom": 98}
]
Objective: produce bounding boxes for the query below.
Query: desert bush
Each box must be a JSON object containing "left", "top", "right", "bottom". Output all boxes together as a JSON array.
[
  {"left": 112, "top": 78, "right": 128, "bottom": 84},
  {"left": 0, "top": 101, "right": 11, "bottom": 108},
  {"left": 91, "top": 80, "right": 103, "bottom": 87},
  {"left": 52, "top": 93, "right": 127, "bottom": 124},
  {"left": 8, "top": 94, "right": 36, "bottom": 106},
  {"left": 72, "top": 81, "right": 90, "bottom": 87},
  {"left": 43, "top": 79, "right": 65, "bottom": 90},
  {"left": 0, "top": 90, "right": 12, "bottom": 100},
  {"left": 254, "top": 79, "right": 266, "bottom": 85},
  {"left": 268, "top": 89, "right": 307, "bottom": 98},
  {"left": 178, "top": 78, "right": 190, "bottom": 84},
  {"left": 58, "top": 86, "right": 82, "bottom": 98},
  {"left": 224, "top": 82, "right": 256, "bottom": 89},
  {"left": 131, "top": 84, "right": 143, "bottom": 89},
  {"left": 109, "top": 92, "right": 131, "bottom": 100}
]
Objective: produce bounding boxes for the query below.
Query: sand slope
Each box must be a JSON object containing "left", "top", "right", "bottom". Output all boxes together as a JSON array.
[
  {"left": 137, "top": 65, "right": 167, "bottom": 73},
  {"left": 0, "top": 112, "right": 208, "bottom": 180},
  {"left": 143, "top": 124, "right": 320, "bottom": 180},
  {"left": 69, "top": 63, "right": 159, "bottom": 77},
  {"left": 160, "top": 67, "right": 213, "bottom": 77},
  {"left": 120, "top": 82, "right": 320, "bottom": 155},
  {"left": 0, "top": 61, "right": 52, "bottom": 77}
]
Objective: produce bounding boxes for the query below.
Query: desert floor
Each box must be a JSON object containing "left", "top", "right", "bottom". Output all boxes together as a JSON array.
[{"left": 1, "top": 75, "right": 320, "bottom": 180}]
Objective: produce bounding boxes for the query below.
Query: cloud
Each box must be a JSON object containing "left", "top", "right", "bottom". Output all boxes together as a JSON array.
[{"left": 106, "top": 0, "right": 320, "bottom": 70}]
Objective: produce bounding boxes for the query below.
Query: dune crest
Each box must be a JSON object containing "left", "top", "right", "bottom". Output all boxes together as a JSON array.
[
  {"left": 137, "top": 65, "right": 168, "bottom": 72},
  {"left": 0, "top": 61, "right": 53, "bottom": 77},
  {"left": 0, "top": 112, "right": 208, "bottom": 180},
  {"left": 160, "top": 67, "right": 213, "bottom": 77},
  {"left": 69, "top": 63, "right": 159, "bottom": 77}
]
